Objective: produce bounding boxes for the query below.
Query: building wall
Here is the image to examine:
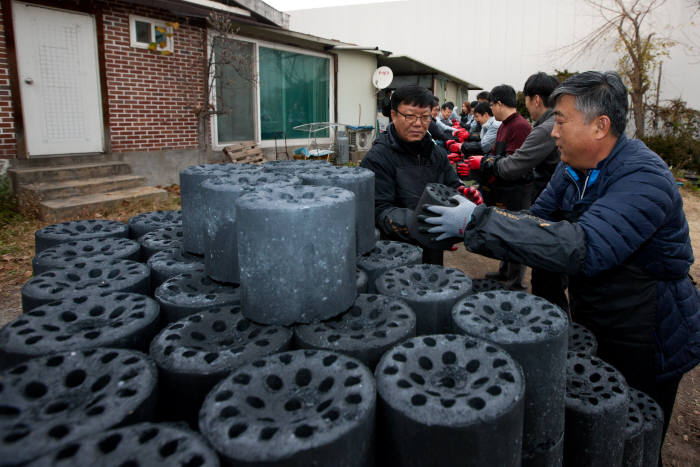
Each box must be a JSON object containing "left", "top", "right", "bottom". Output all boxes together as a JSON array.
[
  {"left": 289, "top": 0, "right": 700, "bottom": 110},
  {"left": 103, "top": 1, "right": 205, "bottom": 153},
  {"left": 0, "top": 4, "right": 16, "bottom": 159},
  {"left": 336, "top": 50, "right": 377, "bottom": 128},
  {"left": 445, "top": 81, "right": 458, "bottom": 107}
]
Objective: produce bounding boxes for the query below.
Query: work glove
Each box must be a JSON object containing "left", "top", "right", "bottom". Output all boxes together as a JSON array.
[
  {"left": 447, "top": 153, "right": 463, "bottom": 164},
  {"left": 424, "top": 195, "right": 477, "bottom": 241},
  {"left": 456, "top": 129, "right": 470, "bottom": 142},
  {"left": 478, "top": 155, "right": 501, "bottom": 185},
  {"left": 457, "top": 185, "right": 484, "bottom": 205},
  {"left": 456, "top": 156, "right": 483, "bottom": 177},
  {"left": 466, "top": 155, "right": 483, "bottom": 171},
  {"left": 446, "top": 140, "right": 462, "bottom": 153},
  {"left": 456, "top": 162, "right": 471, "bottom": 177}
]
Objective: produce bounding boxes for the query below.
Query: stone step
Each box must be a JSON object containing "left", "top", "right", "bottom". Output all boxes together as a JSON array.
[
  {"left": 19, "top": 174, "right": 147, "bottom": 202},
  {"left": 39, "top": 186, "right": 168, "bottom": 222},
  {"left": 9, "top": 161, "right": 132, "bottom": 186},
  {"left": 10, "top": 153, "right": 122, "bottom": 169}
]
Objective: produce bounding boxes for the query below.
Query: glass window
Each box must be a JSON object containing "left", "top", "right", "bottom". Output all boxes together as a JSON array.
[
  {"left": 134, "top": 20, "right": 151, "bottom": 43},
  {"left": 258, "top": 47, "right": 330, "bottom": 139},
  {"left": 214, "top": 38, "right": 256, "bottom": 143},
  {"left": 129, "top": 16, "right": 173, "bottom": 52}
]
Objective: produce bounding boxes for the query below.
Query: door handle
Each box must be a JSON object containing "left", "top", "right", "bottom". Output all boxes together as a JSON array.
[{"left": 24, "top": 78, "right": 33, "bottom": 85}]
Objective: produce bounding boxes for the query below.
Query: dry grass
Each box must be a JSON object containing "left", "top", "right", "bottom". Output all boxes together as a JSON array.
[{"left": 0, "top": 185, "right": 180, "bottom": 320}]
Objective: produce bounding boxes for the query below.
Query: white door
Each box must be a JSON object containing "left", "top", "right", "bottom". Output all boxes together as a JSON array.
[{"left": 13, "top": 1, "right": 104, "bottom": 156}]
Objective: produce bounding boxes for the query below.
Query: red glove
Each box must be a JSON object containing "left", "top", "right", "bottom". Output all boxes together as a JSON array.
[
  {"left": 466, "top": 155, "right": 483, "bottom": 171},
  {"left": 456, "top": 162, "right": 470, "bottom": 177},
  {"left": 452, "top": 121, "right": 461, "bottom": 128},
  {"left": 446, "top": 140, "right": 461, "bottom": 153},
  {"left": 447, "top": 153, "right": 463, "bottom": 163},
  {"left": 451, "top": 118, "right": 458, "bottom": 125},
  {"left": 456, "top": 129, "right": 470, "bottom": 142},
  {"left": 457, "top": 185, "right": 484, "bottom": 205}
]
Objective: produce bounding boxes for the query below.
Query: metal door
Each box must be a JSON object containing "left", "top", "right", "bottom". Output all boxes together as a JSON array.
[{"left": 13, "top": 1, "right": 104, "bottom": 155}]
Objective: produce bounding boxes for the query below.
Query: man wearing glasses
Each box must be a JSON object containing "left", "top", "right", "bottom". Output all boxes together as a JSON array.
[{"left": 360, "top": 85, "right": 469, "bottom": 265}]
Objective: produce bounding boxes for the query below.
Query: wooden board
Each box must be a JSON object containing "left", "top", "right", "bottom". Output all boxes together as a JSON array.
[{"left": 224, "top": 141, "right": 264, "bottom": 164}]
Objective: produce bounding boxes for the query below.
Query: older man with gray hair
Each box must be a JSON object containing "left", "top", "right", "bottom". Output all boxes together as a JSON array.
[{"left": 423, "top": 71, "right": 700, "bottom": 459}]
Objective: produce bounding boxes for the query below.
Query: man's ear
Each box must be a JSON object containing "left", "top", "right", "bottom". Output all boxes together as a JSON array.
[
  {"left": 595, "top": 115, "right": 612, "bottom": 138},
  {"left": 390, "top": 109, "right": 397, "bottom": 120}
]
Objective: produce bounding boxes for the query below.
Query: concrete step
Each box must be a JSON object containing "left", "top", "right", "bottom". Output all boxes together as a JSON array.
[
  {"left": 39, "top": 186, "right": 168, "bottom": 222},
  {"left": 9, "top": 161, "right": 132, "bottom": 186},
  {"left": 10, "top": 153, "right": 122, "bottom": 169},
  {"left": 19, "top": 174, "right": 147, "bottom": 202}
]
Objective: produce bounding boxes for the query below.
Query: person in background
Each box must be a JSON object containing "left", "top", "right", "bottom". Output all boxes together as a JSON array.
[
  {"left": 458, "top": 72, "right": 565, "bottom": 304},
  {"left": 429, "top": 96, "right": 458, "bottom": 143},
  {"left": 449, "top": 101, "right": 501, "bottom": 156},
  {"left": 455, "top": 84, "right": 532, "bottom": 289},
  {"left": 476, "top": 90, "right": 490, "bottom": 102},
  {"left": 434, "top": 102, "right": 455, "bottom": 134},
  {"left": 360, "top": 85, "right": 481, "bottom": 265},
  {"left": 460, "top": 101, "right": 474, "bottom": 128},
  {"left": 446, "top": 101, "right": 460, "bottom": 122},
  {"left": 423, "top": 72, "right": 700, "bottom": 464},
  {"left": 469, "top": 100, "right": 481, "bottom": 133}
]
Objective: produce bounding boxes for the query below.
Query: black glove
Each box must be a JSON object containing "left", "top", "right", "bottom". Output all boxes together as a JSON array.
[{"left": 378, "top": 207, "right": 413, "bottom": 243}]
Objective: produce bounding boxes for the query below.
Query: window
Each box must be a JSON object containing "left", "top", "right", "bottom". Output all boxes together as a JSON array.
[
  {"left": 212, "top": 35, "right": 332, "bottom": 146},
  {"left": 214, "top": 37, "right": 256, "bottom": 143},
  {"left": 129, "top": 15, "right": 173, "bottom": 53},
  {"left": 259, "top": 47, "right": 330, "bottom": 140}
]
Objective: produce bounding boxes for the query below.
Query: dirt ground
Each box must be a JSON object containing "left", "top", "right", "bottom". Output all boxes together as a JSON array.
[{"left": 0, "top": 186, "right": 698, "bottom": 465}]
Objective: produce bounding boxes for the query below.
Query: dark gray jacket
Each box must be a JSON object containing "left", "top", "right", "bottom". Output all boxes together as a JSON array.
[
  {"left": 494, "top": 109, "right": 559, "bottom": 195},
  {"left": 360, "top": 124, "right": 461, "bottom": 241}
]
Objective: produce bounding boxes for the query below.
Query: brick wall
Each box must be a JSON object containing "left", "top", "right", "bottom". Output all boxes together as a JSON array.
[
  {"left": 0, "top": 4, "right": 16, "bottom": 160},
  {"left": 103, "top": 1, "right": 207, "bottom": 153}
]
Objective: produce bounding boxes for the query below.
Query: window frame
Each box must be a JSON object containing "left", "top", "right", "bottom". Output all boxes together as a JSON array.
[
  {"left": 209, "top": 32, "right": 335, "bottom": 149},
  {"left": 128, "top": 15, "right": 174, "bottom": 53}
]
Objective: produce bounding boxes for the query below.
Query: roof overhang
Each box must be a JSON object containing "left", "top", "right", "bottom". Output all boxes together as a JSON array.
[
  {"left": 377, "top": 55, "right": 481, "bottom": 90},
  {"left": 129, "top": 0, "right": 288, "bottom": 29}
]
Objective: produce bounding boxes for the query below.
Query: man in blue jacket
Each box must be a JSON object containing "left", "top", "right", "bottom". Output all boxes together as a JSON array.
[{"left": 423, "top": 71, "right": 700, "bottom": 445}]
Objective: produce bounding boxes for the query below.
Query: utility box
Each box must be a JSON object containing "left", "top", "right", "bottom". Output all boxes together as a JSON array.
[{"left": 347, "top": 125, "right": 375, "bottom": 152}]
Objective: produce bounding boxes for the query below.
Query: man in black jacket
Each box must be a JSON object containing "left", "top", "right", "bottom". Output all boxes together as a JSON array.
[{"left": 360, "top": 85, "right": 467, "bottom": 265}]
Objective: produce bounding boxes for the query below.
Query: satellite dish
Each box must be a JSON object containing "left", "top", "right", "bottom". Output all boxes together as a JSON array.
[{"left": 372, "top": 66, "right": 393, "bottom": 90}]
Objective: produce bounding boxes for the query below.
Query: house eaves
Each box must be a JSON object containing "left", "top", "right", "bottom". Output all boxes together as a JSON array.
[
  {"left": 377, "top": 55, "right": 481, "bottom": 90},
  {"left": 130, "top": 0, "right": 288, "bottom": 29},
  {"left": 234, "top": 23, "right": 368, "bottom": 53}
]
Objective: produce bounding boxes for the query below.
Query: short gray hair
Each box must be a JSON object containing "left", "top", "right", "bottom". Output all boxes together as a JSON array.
[{"left": 549, "top": 71, "right": 628, "bottom": 137}]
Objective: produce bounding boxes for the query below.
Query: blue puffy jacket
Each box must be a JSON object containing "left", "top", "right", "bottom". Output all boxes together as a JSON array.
[
  {"left": 465, "top": 135, "right": 700, "bottom": 380},
  {"left": 531, "top": 135, "right": 700, "bottom": 380}
]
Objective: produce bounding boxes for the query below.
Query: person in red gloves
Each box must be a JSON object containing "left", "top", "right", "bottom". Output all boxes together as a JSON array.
[
  {"left": 360, "top": 85, "right": 477, "bottom": 265},
  {"left": 460, "top": 84, "right": 532, "bottom": 289},
  {"left": 459, "top": 73, "right": 566, "bottom": 302},
  {"left": 447, "top": 102, "right": 501, "bottom": 160},
  {"left": 429, "top": 96, "right": 459, "bottom": 143}
]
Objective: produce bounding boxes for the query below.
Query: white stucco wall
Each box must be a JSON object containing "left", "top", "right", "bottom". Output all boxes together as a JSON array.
[
  {"left": 289, "top": 0, "right": 700, "bottom": 109},
  {"left": 335, "top": 50, "right": 379, "bottom": 127}
]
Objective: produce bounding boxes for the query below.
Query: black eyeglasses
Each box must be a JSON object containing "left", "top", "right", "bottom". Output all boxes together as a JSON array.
[{"left": 395, "top": 109, "right": 432, "bottom": 124}]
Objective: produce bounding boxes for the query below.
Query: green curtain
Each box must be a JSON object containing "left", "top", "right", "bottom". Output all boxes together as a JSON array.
[
  {"left": 215, "top": 37, "right": 255, "bottom": 143},
  {"left": 259, "top": 47, "right": 330, "bottom": 140}
]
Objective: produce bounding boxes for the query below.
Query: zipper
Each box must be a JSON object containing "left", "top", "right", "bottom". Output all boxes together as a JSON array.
[
  {"left": 566, "top": 166, "right": 599, "bottom": 201},
  {"left": 565, "top": 167, "right": 583, "bottom": 200}
]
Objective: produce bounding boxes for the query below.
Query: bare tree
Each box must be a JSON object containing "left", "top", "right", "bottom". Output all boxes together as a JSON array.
[
  {"left": 558, "top": 0, "right": 676, "bottom": 138},
  {"left": 174, "top": 12, "right": 257, "bottom": 159}
]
